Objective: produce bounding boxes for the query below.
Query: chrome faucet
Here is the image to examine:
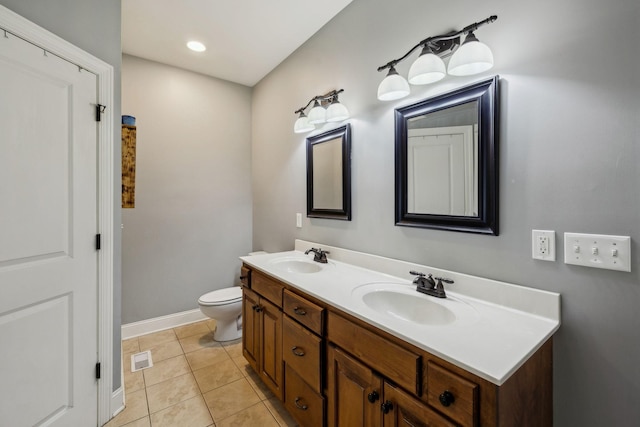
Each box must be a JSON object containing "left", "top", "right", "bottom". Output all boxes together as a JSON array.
[
  {"left": 305, "top": 247, "right": 330, "bottom": 263},
  {"left": 410, "top": 270, "right": 453, "bottom": 298}
]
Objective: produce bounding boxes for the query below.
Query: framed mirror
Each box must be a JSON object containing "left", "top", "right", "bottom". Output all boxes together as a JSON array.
[
  {"left": 395, "top": 76, "right": 498, "bottom": 235},
  {"left": 307, "top": 124, "right": 351, "bottom": 220}
]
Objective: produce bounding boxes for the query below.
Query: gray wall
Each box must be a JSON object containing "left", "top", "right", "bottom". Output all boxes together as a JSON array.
[
  {"left": 121, "top": 55, "right": 253, "bottom": 323},
  {"left": 252, "top": 0, "right": 640, "bottom": 425},
  {"left": 0, "top": 0, "right": 123, "bottom": 391}
]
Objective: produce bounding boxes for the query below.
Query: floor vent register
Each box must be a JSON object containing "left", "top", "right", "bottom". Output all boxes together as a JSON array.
[{"left": 130, "top": 350, "right": 153, "bottom": 372}]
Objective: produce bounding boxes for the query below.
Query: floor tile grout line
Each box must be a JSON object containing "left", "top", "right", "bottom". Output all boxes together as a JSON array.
[{"left": 121, "top": 321, "right": 292, "bottom": 427}]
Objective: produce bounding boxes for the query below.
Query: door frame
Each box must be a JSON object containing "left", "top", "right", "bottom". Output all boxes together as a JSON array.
[{"left": 0, "top": 5, "right": 117, "bottom": 425}]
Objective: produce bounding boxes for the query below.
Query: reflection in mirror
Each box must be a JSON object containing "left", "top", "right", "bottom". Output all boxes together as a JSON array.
[
  {"left": 407, "top": 101, "right": 478, "bottom": 216},
  {"left": 307, "top": 124, "right": 351, "bottom": 220},
  {"left": 312, "top": 137, "right": 343, "bottom": 210},
  {"left": 395, "top": 76, "right": 498, "bottom": 234}
]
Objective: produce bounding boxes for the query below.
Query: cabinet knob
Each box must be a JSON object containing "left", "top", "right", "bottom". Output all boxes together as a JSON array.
[
  {"left": 439, "top": 390, "right": 455, "bottom": 407},
  {"left": 380, "top": 400, "right": 393, "bottom": 414},
  {"left": 291, "top": 346, "right": 306, "bottom": 357},
  {"left": 367, "top": 390, "right": 379, "bottom": 403},
  {"left": 240, "top": 276, "right": 248, "bottom": 280},
  {"left": 294, "top": 397, "right": 308, "bottom": 410},
  {"left": 252, "top": 305, "right": 262, "bottom": 312},
  {"left": 293, "top": 307, "right": 307, "bottom": 316}
]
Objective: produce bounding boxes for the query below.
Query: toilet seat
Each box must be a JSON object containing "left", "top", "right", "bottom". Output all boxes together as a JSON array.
[{"left": 198, "top": 287, "right": 242, "bottom": 306}]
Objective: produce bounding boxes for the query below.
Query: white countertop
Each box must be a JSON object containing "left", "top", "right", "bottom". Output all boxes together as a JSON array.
[{"left": 240, "top": 240, "right": 561, "bottom": 386}]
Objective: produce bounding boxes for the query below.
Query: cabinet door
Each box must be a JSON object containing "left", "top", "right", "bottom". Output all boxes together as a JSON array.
[
  {"left": 327, "top": 345, "right": 383, "bottom": 427},
  {"left": 259, "top": 297, "right": 283, "bottom": 400},
  {"left": 242, "top": 287, "right": 260, "bottom": 372},
  {"left": 383, "top": 382, "right": 457, "bottom": 427}
]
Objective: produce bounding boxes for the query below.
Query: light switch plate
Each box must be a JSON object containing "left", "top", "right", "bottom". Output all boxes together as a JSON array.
[
  {"left": 296, "top": 213, "right": 302, "bottom": 228},
  {"left": 532, "top": 230, "right": 556, "bottom": 261},
  {"left": 564, "top": 233, "right": 631, "bottom": 272}
]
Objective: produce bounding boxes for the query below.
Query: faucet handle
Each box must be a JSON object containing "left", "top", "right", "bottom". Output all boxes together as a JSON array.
[
  {"left": 434, "top": 277, "right": 454, "bottom": 284},
  {"left": 409, "top": 270, "right": 425, "bottom": 277}
]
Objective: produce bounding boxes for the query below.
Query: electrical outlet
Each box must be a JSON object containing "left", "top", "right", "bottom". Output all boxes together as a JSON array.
[{"left": 532, "top": 230, "right": 556, "bottom": 261}]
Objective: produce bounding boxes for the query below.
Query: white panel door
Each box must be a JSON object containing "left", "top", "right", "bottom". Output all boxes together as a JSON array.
[
  {"left": 407, "top": 125, "right": 477, "bottom": 216},
  {"left": 0, "top": 30, "right": 98, "bottom": 426}
]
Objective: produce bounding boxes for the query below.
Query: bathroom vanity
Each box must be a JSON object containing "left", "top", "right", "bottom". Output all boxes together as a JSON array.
[{"left": 239, "top": 241, "right": 560, "bottom": 427}]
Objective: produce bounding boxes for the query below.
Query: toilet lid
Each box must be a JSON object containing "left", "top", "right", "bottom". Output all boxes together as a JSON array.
[{"left": 198, "top": 287, "right": 242, "bottom": 306}]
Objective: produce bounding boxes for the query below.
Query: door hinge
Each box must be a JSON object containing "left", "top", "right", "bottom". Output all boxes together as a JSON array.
[
  {"left": 96, "top": 362, "right": 101, "bottom": 379},
  {"left": 96, "top": 234, "right": 101, "bottom": 250},
  {"left": 95, "top": 103, "right": 106, "bottom": 122}
]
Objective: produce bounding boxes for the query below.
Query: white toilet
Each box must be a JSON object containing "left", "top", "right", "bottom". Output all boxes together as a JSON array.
[
  {"left": 198, "top": 287, "right": 243, "bottom": 341},
  {"left": 198, "top": 251, "right": 267, "bottom": 341}
]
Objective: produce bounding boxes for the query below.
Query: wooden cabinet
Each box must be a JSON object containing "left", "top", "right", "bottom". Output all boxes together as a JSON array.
[
  {"left": 241, "top": 264, "right": 553, "bottom": 427},
  {"left": 285, "top": 365, "right": 325, "bottom": 427},
  {"left": 282, "top": 289, "right": 325, "bottom": 427},
  {"left": 327, "top": 344, "right": 383, "bottom": 427},
  {"left": 242, "top": 287, "right": 260, "bottom": 371},
  {"left": 382, "top": 382, "right": 456, "bottom": 427},
  {"left": 242, "top": 283, "right": 283, "bottom": 399}
]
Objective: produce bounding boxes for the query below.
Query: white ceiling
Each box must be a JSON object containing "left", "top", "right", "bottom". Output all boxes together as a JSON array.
[{"left": 122, "top": 0, "right": 353, "bottom": 87}]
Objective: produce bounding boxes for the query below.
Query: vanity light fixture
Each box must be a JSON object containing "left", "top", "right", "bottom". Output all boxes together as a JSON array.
[
  {"left": 376, "top": 15, "right": 497, "bottom": 101},
  {"left": 293, "top": 89, "right": 349, "bottom": 133}
]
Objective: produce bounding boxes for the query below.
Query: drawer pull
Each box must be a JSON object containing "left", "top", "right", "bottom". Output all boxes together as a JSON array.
[
  {"left": 367, "top": 390, "right": 379, "bottom": 403},
  {"left": 293, "top": 306, "right": 307, "bottom": 316},
  {"left": 291, "top": 346, "right": 306, "bottom": 357},
  {"left": 381, "top": 400, "right": 394, "bottom": 414},
  {"left": 439, "top": 390, "right": 455, "bottom": 407},
  {"left": 294, "top": 397, "right": 308, "bottom": 410}
]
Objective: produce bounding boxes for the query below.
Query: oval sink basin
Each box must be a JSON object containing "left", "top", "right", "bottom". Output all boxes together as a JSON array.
[
  {"left": 270, "top": 258, "right": 322, "bottom": 274},
  {"left": 352, "top": 282, "right": 478, "bottom": 326},
  {"left": 362, "top": 290, "right": 455, "bottom": 325}
]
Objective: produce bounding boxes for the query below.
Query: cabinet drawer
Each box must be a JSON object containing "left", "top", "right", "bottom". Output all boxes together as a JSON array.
[
  {"left": 283, "top": 289, "right": 324, "bottom": 335},
  {"left": 327, "top": 312, "right": 421, "bottom": 395},
  {"left": 285, "top": 364, "right": 324, "bottom": 427},
  {"left": 240, "top": 265, "right": 251, "bottom": 287},
  {"left": 427, "top": 362, "right": 478, "bottom": 426},
  {"left": 251, "top": 271, "right": 283, "bottom": 307},
  {"left": 283, "top": 315, "right": 322, "bottom": 392}
]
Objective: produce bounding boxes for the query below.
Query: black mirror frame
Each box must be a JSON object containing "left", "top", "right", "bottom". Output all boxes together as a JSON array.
[
  {"left": 307, "top": 123, "right": 352, "bottom": 221},
  {"left": 395, "top": 76, "right": 499, "bottom": 235}
]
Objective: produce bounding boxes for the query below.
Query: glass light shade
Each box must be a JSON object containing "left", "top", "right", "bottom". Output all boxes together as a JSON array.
[
  {"left": 408, "top": 48, "right": 446, "bottom": 85},
  {"left": 294, "top": 113, "right": 315, "bottom": 133},
  {"left": 307, "top": 101, "right": 327, "bottom": 124},
  {"left": 448, "top": 33, "right": 494, "bottom": 76},
  {"left": 377, "top": 67, "right": 410, "bottom": 101},
  {"left": 326, "top": 101, "right": 349, "bottom": 122}
]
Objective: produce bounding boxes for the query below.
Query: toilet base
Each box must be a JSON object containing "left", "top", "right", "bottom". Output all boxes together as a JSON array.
[{"left": 212, "top": 315, "right": 242, "bottom": 342}]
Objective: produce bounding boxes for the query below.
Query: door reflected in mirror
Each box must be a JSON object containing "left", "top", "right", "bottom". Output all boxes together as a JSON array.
[
  {"left": 407, "top": 100, "right": 478, "bottom": 216},
  {"left": 307, "top": 124, "right": 351, "bottom": 220},
  {"left": 395, "top": 76, "right": 498, "bottom": 235}
]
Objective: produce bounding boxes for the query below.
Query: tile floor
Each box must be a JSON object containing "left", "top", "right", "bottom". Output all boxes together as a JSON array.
[{"left": 105, "top": 320, "right": 298, "bottom": 427}]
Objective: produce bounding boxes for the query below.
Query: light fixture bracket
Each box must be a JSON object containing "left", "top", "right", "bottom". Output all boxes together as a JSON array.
[
  {"left": 376, "top": 15, "right": 497, "bottom": 73},
  {"left": 425, "top": 36, "right": 459, "bottom": 59},
  {"left": 295, "top": 89, "right": 344, "bottom": 114}
]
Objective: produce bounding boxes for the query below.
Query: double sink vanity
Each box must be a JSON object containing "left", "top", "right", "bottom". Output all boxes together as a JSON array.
[{"left": 239, "top": 240, "right": 560, "bottom": 426}]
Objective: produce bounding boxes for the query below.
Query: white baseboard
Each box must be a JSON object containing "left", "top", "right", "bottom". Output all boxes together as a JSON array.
[
  {"left": 121, "top": 308, "right": 208, "bottom": 340},
  {"left": 111, "top": 387, "right": 124, "bottom": 418}
]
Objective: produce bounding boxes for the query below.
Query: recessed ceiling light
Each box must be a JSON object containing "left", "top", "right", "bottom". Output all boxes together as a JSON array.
[{"left": 187, "top": 41, "right": 206, "bottom": 52}]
